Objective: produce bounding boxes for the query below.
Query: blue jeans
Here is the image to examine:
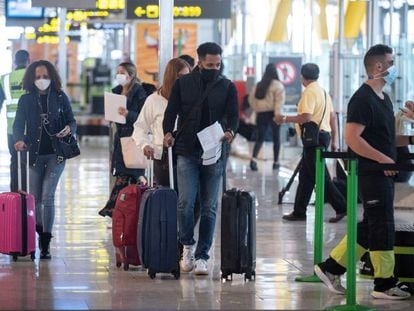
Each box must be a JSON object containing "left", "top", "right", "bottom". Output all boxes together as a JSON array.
[
  {"left": 30, "top": 154, "right": 65, "bottom": 233},
  {"left": 177, "top": 154, "right": 223, "bottom": 260}
]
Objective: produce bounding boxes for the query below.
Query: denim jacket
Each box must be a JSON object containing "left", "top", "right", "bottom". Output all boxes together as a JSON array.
[{"left": 13, "top": 89, "right": 77, "bottom": 166}]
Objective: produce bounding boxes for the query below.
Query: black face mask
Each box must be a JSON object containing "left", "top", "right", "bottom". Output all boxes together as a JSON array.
[{"left": 200, "top": 68, "right": 219, "bottom": 82}]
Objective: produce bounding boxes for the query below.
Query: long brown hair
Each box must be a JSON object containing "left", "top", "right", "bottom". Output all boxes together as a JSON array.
[
  {"left": 160, "top": 58, "right": 191, "bottom": 100},
  {"left": 22, "top": 60, "right": 62, "bottom": 93}
]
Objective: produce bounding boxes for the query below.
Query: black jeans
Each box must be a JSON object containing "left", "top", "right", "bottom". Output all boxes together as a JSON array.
[
  {"left": 293, "top": 132, "right": 346, "bottom": 217},
  {"left": 323, "top": 175, "right": 397, "bottom": 291},
  {"left": 252, "top": 111, "right": 281, "bottom": 162}
]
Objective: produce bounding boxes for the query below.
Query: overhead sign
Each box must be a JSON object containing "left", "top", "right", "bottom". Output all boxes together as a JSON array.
[
  {"left": 269, "top": 57, "right": 302, "bottom": 106},
  {"left": 33, "top": 0, "right": 96, "bottom": 9},
  {"left": 126, "top": 0, "right": 232, "bottom": 19}
]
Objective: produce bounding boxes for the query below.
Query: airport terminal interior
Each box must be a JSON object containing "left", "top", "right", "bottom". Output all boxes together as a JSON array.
[{"left": 1, "top": 0, "right": 414, "bottom": 310}]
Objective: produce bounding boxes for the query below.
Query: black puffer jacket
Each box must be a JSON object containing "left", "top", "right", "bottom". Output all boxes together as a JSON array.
[
  {"left": 13, "top": 90, "right": 76, "bottom": 166},
  {"left": 111, "top": 82, "right": 147, "bottom": 176},
  {"left": 163, "top": 70, "right": 239, "bottom": 156}
]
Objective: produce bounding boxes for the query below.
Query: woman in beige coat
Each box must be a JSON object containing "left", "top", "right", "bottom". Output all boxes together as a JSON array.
[{"left": 249, "top": 63, "right": 285, "bottom": 171}]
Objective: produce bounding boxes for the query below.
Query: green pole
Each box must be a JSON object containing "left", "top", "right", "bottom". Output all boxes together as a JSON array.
[
  {"left": 327, "top": 159, "right": 374, "bottom": 311},
  {"left": 296, "top": 147, "right": 324, "bottom": 283}
]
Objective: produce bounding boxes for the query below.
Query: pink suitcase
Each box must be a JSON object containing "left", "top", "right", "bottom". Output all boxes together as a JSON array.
[{"left": 0, "top": 151, "right": 36, "bottom": 261}]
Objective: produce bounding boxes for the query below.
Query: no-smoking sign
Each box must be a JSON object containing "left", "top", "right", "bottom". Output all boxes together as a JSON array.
[{"left": 276, "top": 61, "right": 297, "bottom": 85}]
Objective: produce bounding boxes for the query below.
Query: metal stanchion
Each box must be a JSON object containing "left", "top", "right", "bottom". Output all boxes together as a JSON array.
[
  {"left": 296, "top": 148, "right": 324, "bottom": 283},
  {"left": 327, "top": 158, "right": 373, "bottom": 311}
]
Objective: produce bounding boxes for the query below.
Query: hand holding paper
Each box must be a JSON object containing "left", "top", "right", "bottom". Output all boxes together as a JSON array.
[{"left": 104, "top": 92, "right": 127, "bottom": 124}]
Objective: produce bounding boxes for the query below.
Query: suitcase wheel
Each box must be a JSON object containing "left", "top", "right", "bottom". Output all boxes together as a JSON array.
[
  {"left": 123, "top": 263, "right": 129, "bottom": 271},
  {"left": 173, "top": 269, "right": 180, "bottom": 280},
  {"left": 12, "top": 255, "right": 18, "bottom": 262},
  {"left": 148, "top": 269, "right": 156, "bottom": 279},
  {"left": 221, "top": 272, "right": 232, "bottom": 281},
  {"left": 116, "top": 262, "right": 122, "bottom": 268},
  {"left": 30, "top": 252, "right": 36, "bottom": 261},
  {"left": 244, "top": 270, "right": 255, "bottom": 282}
]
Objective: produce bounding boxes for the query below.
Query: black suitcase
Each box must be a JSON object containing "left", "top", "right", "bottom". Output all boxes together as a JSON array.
[
  {"left": 221, "top": 189, "right": 256, "bottom": 281},
  {"left": 359, "top": 224, "right": 414, "bottom": 286}
]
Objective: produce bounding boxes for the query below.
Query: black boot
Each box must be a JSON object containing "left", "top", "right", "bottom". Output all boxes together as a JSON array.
[
  {"left": 40, "top": 233, "right": 52, "bottom": 260},
  {"left": 36, "top": 225, "right": 43, "bottom": 251}
]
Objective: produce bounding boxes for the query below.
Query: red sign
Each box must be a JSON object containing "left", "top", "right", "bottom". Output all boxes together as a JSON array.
[{"left": 276, "top": 61, "right": 297, "bottom": 85}]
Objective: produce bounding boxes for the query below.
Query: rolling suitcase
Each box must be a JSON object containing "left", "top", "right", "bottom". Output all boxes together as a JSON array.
[
  {"left": 0, "top": 151, "right": 36, "bottom": 261},
  {"left": 137, "top": 148, "right": 180, "bottom": 279},
  {"left": 221, "top": 187, "right": 256, "bottom": 281},
  {"left": 112, "top": 183, "right": 147, "bottom": 270}
]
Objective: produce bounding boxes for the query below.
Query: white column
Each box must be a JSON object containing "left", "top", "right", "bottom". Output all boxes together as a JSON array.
[
  {"left": 58, "top": 8, "right": 67, "bottom": 90},
  {"left": 158, "top": 0, "right": 174, "bottom": 83}
]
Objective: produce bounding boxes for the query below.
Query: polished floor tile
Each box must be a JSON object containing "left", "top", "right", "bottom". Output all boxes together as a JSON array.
[{"left": 0, "top": 114, "right": 414, "bottom": 309}]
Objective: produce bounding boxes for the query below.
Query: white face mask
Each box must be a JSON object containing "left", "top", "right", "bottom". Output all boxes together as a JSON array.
[
  {"left": 35, "top": 79, "right": 51, "bottom": 91},
  {"left": 116, "top": 74, "right": 128, "bottom": 86}
]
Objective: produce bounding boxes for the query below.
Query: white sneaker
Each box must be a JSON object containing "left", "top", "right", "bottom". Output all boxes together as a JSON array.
[
  {"left": 194, "top": 259, "right": 209, "bottom": 275},
  {"left": 371, "top": 287, "right": 411, "bottom": 300},
  {"left": 180, "top": 245, "right": 195, "bottom": 272},
  {"left": 314, "top": 264, "right": 346, "bottom": 295}
]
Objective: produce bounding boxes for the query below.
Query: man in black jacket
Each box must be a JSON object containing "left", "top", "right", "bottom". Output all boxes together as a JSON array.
[{"left": 163, "top": 42, "right": 238, "bottom": 275}]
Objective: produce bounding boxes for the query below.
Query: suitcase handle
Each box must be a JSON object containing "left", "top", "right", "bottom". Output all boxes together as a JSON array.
[
  {"left": 146, "top": 147, "right": 174, "bottom": 189},
  {"left": 17, "top": 151, "right": 29, "bottom": 194}
]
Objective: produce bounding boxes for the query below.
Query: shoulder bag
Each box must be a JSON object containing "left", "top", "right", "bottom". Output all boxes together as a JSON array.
[{"left": 300, "top": 91, "right": 327, "bottom": 148}]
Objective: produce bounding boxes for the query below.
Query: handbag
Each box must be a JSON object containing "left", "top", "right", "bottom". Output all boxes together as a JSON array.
[
  {"left": 58, "top": 135, "right": 80, "bottom": 159},
  {"left": 300, "top": 91, "right": 327, "bottom": 147},
  {"left": 120, "top": 136, "right": 148, "bottom": 169}
]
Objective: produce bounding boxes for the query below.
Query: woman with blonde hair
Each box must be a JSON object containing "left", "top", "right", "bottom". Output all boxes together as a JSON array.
[
  {"left": 98, "top": 62, "right": 147, "bottom": 217},
  {"left": 133, "top": 58, "right": 191, "bottom": 185}
]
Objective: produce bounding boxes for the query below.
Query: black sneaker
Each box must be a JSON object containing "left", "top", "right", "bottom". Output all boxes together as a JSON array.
[
  {"left": 273, "top": 162, "right": 280, "bottom": 170},
  {"left": 250, "top": 160, "right": 258, "bottom": 171}
]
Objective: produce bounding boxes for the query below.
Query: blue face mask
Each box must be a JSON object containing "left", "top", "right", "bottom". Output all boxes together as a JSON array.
[{"left": 383, "top": 65, "right": 398, "bottom": 85}]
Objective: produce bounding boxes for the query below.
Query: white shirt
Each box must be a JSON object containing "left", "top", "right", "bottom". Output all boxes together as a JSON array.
[{"left": 132, "top": 92, "right": 168, "bottom": 160}]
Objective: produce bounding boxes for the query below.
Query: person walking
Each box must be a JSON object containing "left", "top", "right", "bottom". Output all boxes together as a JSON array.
[
  {"left": 275, "top": 63, "right": 347, "bottom": 223},
  {"left": 163, "top": 42, "right": 239, "bottom": 275},
  {"left": 249, "top": 63, "right": 285, "bottom": 171},
  {"left": 98, "top": 62, "right": 147, "bottom": 217},
  {"left": 13, "top": 60, "right": 77, "bottom": 259},
  {"left": 133, "top": 58, "right": 191, "bottom": 186},
  {"left": 0, "top": 50, "right": 30, "bottom": 192},
  {"left": 314, "top": 44, "right": 411, "bottom": 300}
]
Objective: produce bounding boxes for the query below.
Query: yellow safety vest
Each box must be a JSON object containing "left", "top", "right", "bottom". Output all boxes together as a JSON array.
[{"left": 0, "top": 68, "right": 26, "bottom": 134}]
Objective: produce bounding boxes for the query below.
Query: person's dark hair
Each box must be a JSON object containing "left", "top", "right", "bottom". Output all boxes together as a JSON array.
[
  {"left": 142, "top": 82, "right": 156, "bottom": 96},
  {"left": 255, "top": 63, "right": 279, "bottom": 100},
  {"left": 178, "top": 54, "right": 195, "bottom": 68},
  {"left": 196, "top": 42, "right": 222, "bottom": 60},
  {"left": 363, "top": 44, "right": 393, "bottom": 73},
  {"left": 14, "top": 50, "right": 29, "bottom": 68},
  {"left": 301, "top": 63, "right": 319, "bottom": 81},
  {"left": 22, "top": 60, "right": 62, "bottom": 93}
]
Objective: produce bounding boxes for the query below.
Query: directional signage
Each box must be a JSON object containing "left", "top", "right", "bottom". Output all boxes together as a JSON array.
[
  {"left": 126, "top": 0, "right": 232, "bottom": 19},
  {"left": 33, "top": 0, "right": 96, "bottom": 9}
]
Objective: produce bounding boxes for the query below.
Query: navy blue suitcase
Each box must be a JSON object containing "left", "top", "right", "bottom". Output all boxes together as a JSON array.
[{"left": 137, "top": 187, "right": 180, "bottom": 279}]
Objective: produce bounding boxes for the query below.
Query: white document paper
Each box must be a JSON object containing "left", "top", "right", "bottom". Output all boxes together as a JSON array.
[
  {"left": 201, "top": 145, "right": 222, "bottom": 166},
  {"left": 104, "top": 92, "right": 126, "bottom": 124},
  {"left": 197, "top": 121, "right": 224, "bottom": 165}
]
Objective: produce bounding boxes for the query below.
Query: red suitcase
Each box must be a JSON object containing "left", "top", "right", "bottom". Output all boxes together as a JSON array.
[
  {"left": 0, "top": 152, "right": 36, "bottom": 261},
  {"left": 112, "top": 183, "right": 147, "bottom": 270}
]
